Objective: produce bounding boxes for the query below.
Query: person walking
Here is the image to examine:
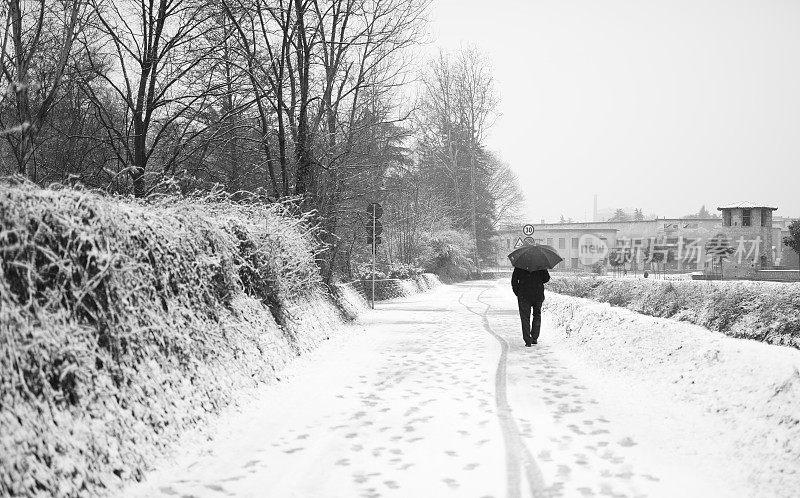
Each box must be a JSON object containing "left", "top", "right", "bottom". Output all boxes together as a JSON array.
[{"left": 511, "top": 267, "right": 550, "bottom": 347}]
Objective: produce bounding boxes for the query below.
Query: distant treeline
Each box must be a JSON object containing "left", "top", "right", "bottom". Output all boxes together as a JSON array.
[{"left": 0, "top": 0, "right": 523, "bottom": 281}]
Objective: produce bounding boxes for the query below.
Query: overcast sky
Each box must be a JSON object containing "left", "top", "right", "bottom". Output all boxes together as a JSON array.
[{"left": 428, "top": 0, "right": 800, "bottom": 222}]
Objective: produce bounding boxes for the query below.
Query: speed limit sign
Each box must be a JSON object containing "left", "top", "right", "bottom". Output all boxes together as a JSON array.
[{"left": 523, "top": 224, "right": 535, "bottom": 236}]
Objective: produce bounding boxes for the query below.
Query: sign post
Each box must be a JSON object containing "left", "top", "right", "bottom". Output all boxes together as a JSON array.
[
  {"left": 366, "top": 203, "right": 383, "bottom": 309},
  {"left": 521, "top": 224, "right": 535, "bottom": 247}
]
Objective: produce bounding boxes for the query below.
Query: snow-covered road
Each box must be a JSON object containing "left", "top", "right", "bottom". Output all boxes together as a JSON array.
[{"left": 123, "top": 280, "right": 748, "bottom": 498}]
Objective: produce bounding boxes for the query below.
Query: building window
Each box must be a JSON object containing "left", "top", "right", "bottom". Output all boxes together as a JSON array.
[
  {"left": 571, "top": 257, "right": 579, "bottom": 268},
  {"left": 742, "top": 209, "right": 751, "bottom": 227},
  {"left": 761, "top": 210, "right": 768, "bottom": 227},
  {"left": 572, "top": 238, "right": 579, "bottom": 249},
  {"left": 547, "top": 237, "right": 553, "bottom": 247},
  {"left": 559, "top": 238, "right": 566, "bottom": 249},
  {"left": 506, "top": 238, "right": 510, "bottom": 249}
]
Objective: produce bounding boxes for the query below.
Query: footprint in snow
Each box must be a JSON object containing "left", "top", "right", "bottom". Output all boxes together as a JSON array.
[
  {"left": 220, "top": 475, "right": 245, "bottom": 482},
  {"left": 443, "top": 478, "right": 459, "bottom": 489},
  {"left": 614, "top": 469, "right": 634, "bottom": 480}
]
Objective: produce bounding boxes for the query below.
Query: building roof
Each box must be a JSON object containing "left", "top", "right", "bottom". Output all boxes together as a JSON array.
[
  {"left": 540, "top": 227, "right": 618, "bottom": 232},
  {"left": 496, "top": 226, "right": 618, "bottom": 233},
  {"left": 716, "top": 202, "right": 777, "bottom": 211},
  {"left": 495, "top": 218, "right": 720, "bottom": 231}
]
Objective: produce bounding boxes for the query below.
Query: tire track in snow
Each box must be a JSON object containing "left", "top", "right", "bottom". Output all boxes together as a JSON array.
[{"left": 459, "top": 283, "right": 546, "bottom": 498}]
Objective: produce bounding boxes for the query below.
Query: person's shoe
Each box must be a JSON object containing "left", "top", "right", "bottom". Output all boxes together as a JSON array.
[
  {"left": 525, "top": 343, "right": 532, "bottom": 347},
  {"left": 532, "top": 340, "right": 538, "bottom": 345}
]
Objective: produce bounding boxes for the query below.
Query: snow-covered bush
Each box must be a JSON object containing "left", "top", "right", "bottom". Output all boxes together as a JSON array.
[
  {"left": 547, "top": 275, "right": 596, "bottom": 298},
  {"left": 353, "top": 263, "right": 387, "bottom": 281},
  {"left": 548, "top": 276, "right": 800, "bottom": 348},
  {"left": 352, "top": 263, "right": 423, "bottom": 282},
  {"left": 387, "top": 263, "right": 424, "bottom": 280},
  {"left": 343, "top": 273, "right": 441, "bottom": 301},
  {"left": 418, "top": 229, "right": 476, "bottom": 282},
  {"left": 0, "top": 180, "right": 344, "bottom": 497}
]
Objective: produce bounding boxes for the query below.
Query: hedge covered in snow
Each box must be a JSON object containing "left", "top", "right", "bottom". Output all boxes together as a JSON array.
[
  {"left": 345, "top": 274, "right": 441, "bottom": 302},
  {"left": 547, "top": 276, "right": 800, "bottom": 348},
  {"left": 0, "top": 180, "right": 362, "bottom": 497}
]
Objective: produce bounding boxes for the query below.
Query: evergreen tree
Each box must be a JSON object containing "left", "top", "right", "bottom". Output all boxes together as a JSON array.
[
  {"left": 609, "top": 209, "right": 630, "bottom": 222},
  {"left": 783, "top": 220, "right": 800, "bottom": 272}
]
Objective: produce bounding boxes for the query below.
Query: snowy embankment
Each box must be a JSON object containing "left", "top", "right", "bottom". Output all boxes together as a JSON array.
[
  {"left": 543, "top": 292, "right": 800, "bottom": 494},
  {"left": 548, "top": 276, "right": 800, "bottom": 348},
  {"left": 0, "top": 181, "right": 436, "bottom": 497},
  {"left": 342, "top": 274, "right": 441, "bottom": 302}
]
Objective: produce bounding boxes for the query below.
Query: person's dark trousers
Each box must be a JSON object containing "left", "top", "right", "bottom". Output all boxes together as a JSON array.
[{"left": 517, "top": 296, "right": 543, "bottom": 345}]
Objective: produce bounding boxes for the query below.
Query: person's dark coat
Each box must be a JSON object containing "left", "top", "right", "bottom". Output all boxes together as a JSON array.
[{"left": 511, "top": 268, "right": 551, "bottom": 303}]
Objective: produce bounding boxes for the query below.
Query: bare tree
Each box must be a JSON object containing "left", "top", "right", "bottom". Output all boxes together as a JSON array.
[
  {"left": 455, "top": 47, "right": 498, "bottom": 273},
  {"left": 83, "top": 0, "right": 221, "bottom": 196},
  {"left": 417, "top": 47, "right": 499, "bottom": 272},
  {"left": 219, "top": 0, "right": 427, "bottom": 279},
  {"left": 0, "top": 0, "right": 85, "bottom": 179},
  {"left": 486, "top": 154, "right": 524, "bottom": 227},
  {"left": 312, "top": 0, "right": 427, "bottom": 278}
]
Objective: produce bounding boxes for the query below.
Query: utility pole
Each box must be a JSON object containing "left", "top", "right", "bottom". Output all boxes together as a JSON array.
[
  {"left": 366, "top": 202, "right": 383, "bottom": 309},
  {"left": 470, "top": 150, "right": 480, "bottom": 278}
]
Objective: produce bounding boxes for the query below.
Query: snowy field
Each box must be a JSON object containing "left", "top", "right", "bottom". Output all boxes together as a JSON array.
[{"left": 120, "top": 280, "right": 800, "bottom": 498}]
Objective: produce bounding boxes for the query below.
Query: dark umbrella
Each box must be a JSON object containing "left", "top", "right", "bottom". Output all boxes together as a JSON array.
[{"left": 508, "top": 244, "right": 563, "bottom": 271}]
